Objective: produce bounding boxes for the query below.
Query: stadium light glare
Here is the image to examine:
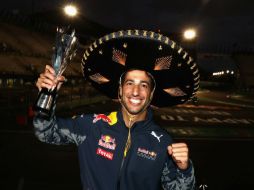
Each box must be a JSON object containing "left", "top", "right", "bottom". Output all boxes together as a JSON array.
[
  {"left": 64, "top": 4, "right": 78, "bottom": 17},
  {"left": 183, "top": 28, "right": 197, "bottom": 40}
]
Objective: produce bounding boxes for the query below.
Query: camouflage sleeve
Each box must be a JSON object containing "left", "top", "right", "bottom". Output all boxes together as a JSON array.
[
  {"left": 161, "top": 159, "right": 195, "bottom": 190},
  {"left": 33, "top": 113, "right": 89, "bottom": 146}
]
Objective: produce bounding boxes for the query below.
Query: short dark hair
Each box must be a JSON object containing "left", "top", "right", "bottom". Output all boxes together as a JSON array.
[{"left": 119, "top": 69, "right": 156, "bottom": 91}]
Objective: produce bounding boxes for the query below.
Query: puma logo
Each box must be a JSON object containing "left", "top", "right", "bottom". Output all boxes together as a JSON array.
[{"left": 151, "top": 131, "right": 163, "bottom": 142}]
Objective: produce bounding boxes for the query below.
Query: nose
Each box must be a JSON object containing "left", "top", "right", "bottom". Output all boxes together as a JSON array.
[{"left": 132, "top": 84, "right": 140, "bottom": 96}]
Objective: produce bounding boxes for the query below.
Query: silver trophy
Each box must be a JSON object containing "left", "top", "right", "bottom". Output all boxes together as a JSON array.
[{"left": 34, "top": 27, "right": 78, "bottom": 119}]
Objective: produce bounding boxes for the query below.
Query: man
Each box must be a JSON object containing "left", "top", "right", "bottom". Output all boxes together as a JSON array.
[{"left": 34, "top": 30, "right": 199, "bottom": 189}]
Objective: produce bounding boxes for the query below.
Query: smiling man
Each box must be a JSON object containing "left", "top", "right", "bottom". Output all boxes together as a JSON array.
[{"left": 33, "top": 30, "right": 199, "bottom": 190}]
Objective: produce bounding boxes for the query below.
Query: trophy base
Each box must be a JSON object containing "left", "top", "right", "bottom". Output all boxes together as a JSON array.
[
  {"left": 34, "top": 108, "right": 52, "bottom": 120},
  {"left": 34, "top": 88, "right": 57, "bottom": 120}
]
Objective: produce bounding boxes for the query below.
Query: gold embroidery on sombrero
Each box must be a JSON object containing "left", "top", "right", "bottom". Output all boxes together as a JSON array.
[
  {"left": 154, "top": 56, "right": 172, "bottom": 70},
  {"left": 178, "top": 47, "right": 183, "bottom": 54},
  {"left": 190, "top": 63, "right": 197, "bottom": 70},
  {"left": 89, "top": 73, "right": 110, "bottom": 84},
  {"left": 183, "top": 52, "right": 188, "bottom": 59},
  {"left": 163, "top": 88, "right": 187, "bottom": 97},
  {"left": 93, "top": 42, "right": 97, "bottom": 48},
  {"left": 158, "top": 34, "right": 162, "bottom": 41},
  {"left": 112, "top": 48, "right": 127, "bottom": 66}
]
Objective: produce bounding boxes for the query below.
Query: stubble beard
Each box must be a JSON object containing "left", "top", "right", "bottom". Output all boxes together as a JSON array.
[{"left": 121, "top": 96, "right": 148, "bottom": 116}]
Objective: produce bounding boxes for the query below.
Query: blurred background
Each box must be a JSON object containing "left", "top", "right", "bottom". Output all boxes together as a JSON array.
[{"left": 0, "top": 0, "right": 254, "bottom": 190}]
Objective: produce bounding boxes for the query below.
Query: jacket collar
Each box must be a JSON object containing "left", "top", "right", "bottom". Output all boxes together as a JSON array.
[{"left": 117, "top": 107, "right": 155, "bottom": 132}]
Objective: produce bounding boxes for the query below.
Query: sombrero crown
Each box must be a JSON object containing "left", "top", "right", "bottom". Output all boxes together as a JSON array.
[{"left": 81, "top": 29, "right": 199, "bottom": 107}]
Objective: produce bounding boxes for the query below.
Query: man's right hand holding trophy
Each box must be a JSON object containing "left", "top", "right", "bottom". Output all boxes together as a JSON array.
[
  {"left": 34, "top": 27, "right": 78, "bottom": 120},
  {"left": 36, "top": 64, "right": 66, "bottom": 93}
]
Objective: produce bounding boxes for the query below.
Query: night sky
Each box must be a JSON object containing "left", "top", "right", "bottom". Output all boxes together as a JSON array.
[{"left": 2, "top": 0, "right": 254, "bottom": 48}]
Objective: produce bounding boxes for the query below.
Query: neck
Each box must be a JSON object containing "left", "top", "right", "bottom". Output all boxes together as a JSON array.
[{"left": 121, "top": 107, "right": 148, "bottom": 128}]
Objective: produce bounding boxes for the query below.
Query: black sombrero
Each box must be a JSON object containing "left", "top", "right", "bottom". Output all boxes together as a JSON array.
[{"left": 81, "top": 30, "right": 200, "bottom": 107}]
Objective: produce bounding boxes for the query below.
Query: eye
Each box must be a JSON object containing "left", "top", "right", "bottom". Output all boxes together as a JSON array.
[
  {"left": 141, "top": 83, "right": 148, "bottom": 89},
  {"left": 125, "top": 81, "right": 133, "bottom": 86}
]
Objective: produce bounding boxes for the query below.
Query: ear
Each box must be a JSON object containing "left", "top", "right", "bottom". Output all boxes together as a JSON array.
[
  {"left": 149, "top": 88, "right": 155, "bottom": 102},
  {"left": 149, "top": 91, "right": 154, "bottom": 101},
  {"left": 118, "top": 86, "right": 123, "bottom": 98}
]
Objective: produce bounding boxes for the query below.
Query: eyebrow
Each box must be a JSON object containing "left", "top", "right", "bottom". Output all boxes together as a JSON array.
[{"left": 124, "top": 79, "right": 151, "bottom": 86}]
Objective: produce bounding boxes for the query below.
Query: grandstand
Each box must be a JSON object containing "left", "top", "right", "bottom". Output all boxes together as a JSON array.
[
  {"left": 0, "top": 22, "right": 86, "bottom": 88},
  {"left": 0, "top": 8, "right": 112, "bottom": 86}
]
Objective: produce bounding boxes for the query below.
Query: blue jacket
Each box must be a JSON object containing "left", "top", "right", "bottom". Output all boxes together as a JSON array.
[{"left": 33, "top": 109, "right": 195, "bottom": 190}]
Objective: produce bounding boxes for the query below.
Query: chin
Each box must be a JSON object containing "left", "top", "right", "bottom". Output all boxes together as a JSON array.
[{"left": 127, "top": 106, "right": 145, "bottom": 115}]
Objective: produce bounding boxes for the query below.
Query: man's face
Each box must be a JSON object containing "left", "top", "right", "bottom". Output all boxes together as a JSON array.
[{"left": 120, "top": 70, "right": 153, "bottom": 115}]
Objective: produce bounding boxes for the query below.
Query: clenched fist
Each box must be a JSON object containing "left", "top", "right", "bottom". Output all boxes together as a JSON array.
[{"left": 168, "top": 143, "right": 189, "bottom": 170}]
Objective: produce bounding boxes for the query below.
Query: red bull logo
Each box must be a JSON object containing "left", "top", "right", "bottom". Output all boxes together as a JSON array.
[
  {"left": 101, "top": 135, "right": 115, "bottom": 144},
  {"left": 98, "top": 135, "right": 116, "bottom": 150},
  {"left": 137, "top": 147, "right": 157, "bottom": 161},
  {"left": 93, "top": 114, "right": 112, "bottom": 124}
]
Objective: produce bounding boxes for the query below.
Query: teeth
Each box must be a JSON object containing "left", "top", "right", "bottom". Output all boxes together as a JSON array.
[{"left": 130, "top": 99, "right": 141, "bottom": 104}]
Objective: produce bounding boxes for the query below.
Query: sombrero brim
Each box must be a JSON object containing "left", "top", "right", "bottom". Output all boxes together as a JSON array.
[{"left": 81, "top": 30, "right": 199, "bottom": 107}]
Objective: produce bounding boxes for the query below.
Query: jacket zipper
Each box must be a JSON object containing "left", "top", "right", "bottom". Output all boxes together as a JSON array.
[{"left": 117, "top": 117, "right": 133, "bottom": 189}]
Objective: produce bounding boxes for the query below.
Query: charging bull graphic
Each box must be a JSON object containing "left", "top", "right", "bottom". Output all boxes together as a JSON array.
[
  {"left": 98, "top": 135, "right": 116, "bottom": 150},
  {"left": 93, "top": 112, "right": 117, "bottom": 126}
]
